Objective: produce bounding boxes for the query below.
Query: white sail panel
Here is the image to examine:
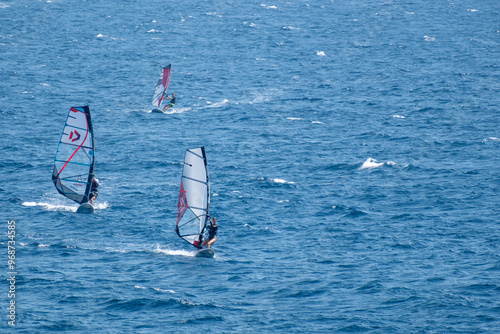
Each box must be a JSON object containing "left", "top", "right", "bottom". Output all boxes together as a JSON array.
[
  {"left": 152, "top": 64, "right": 171, "bottom": 108},
  {"left": 176, "top": 147, "right": 210, "bottom": 248},
  {"left": 52, "top": 106, "right": 95, "bottom": 204}
]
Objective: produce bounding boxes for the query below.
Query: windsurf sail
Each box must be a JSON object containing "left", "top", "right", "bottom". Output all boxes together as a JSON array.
[
  {"left": 176, "top": 147, "right": 210, "bottom": 249},
  {"left": 152, "top": 64, "right": 172, "bottom": 108},
  {"left": 52, "top": 106, "right": 95, "bottom": 204}
]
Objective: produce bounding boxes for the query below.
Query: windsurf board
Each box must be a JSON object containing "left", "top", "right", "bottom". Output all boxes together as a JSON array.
[
  {"left": 195, "top": 248, "right": 215, "bottom": 258},
  {"left": 76, "top": 203, "right": 94, "bottom": 214}
]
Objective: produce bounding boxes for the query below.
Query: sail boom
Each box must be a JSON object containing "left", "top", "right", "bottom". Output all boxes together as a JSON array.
[
  {"left": 55, "top": 160, "right": 92, "bottom": 167},
  {"left": 182, "top": 175, "right": 208, "bottom": 185},
  {"left": 177, "top": 212, "right": 206, "bottom": 228}
]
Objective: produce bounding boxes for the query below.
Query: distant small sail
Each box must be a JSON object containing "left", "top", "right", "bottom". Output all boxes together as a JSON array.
[
  {"left": 175, "top": 147, "right": 210, "bottom": 249},
  {"left": 152, "top": 64, "right": 172, "bottom": 108},
  {"left": 52, "top": 106, "right": 95, "bottom": 204}
]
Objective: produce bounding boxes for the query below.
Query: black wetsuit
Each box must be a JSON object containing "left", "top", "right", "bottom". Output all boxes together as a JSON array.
[
  {"left": 89, "top": 178, "right": 99, "bottom": 201},
  {"left": 207, "top": 221, "right": 218, "bottom": 240},
  {"left": 169, "top": 95, "right": 176, "bottom": 106}
]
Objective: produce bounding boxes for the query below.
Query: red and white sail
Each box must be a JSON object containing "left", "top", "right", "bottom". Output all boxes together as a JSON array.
[{"left": 152, "top": 64, "right": 171, "bottom": 108}]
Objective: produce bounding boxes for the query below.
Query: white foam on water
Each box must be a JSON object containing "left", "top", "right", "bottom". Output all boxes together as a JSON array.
[
  {"left": 261, "top": 4, "right": 278, "bottom": 10},
  {"left": 152, "top": 287, "right": 176, "bottom": 294},
  {"left": 22, "top": 201, "right": 77, "bottom": 212},
  {"left": 271, "top": 178, "right": 295, "bottom": 184},
  {"left": 360, "top": 158, "right": 385, "bottom": 170},
  {"left": 154, "top": 245, "right": 195, "bottom": 257},
  {"left": 204, "top": 99, "right": 229, "bottom": 108},
  {"left": 359, "top": 158, "right": 398, "bottom": 169},
  {"left": 23, "top": 200, "right": 109, "bottom": 212},
  {"left": 163, "top": 107, "right": 191, "bottom": 114}
]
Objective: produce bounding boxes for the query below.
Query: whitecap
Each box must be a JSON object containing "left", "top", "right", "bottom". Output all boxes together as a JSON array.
[
  {"left": 255, "top": 177, "right": 295, "bottom": 184},
  {"left": 424, "top": 36, "right": 435, "bottom": 42},
  {"left": 312, "top": 121, "right": 324, "bottom": 124},
  {"left": 317, "top": 50, "right": 326, "bottom": 56},
  {"left": 105, "top": 247, "right": 128, "bottom": 253},
  {"left": 393, "top": 115, "right": 406, "bottom": 118},
  {"left": 483, "top": 137, "right": 500, "bottom": 143},
  {"left": 359, "top": 158, "right": 385, "bottom": 170},
  {"left": 287, "top": 117, "right": 303, "bottom": 121},
  {"left": 153, "top": 287, "right": 175, "bottom": 294},
  {"left": 271, "top": 178, "right": 295, "bottom": 184},
  {"left": 180, "top": 299, "right": 198, "bottom": 306},
  {"left": 205, "top": 99, "right": 229, "bottom": 108}
]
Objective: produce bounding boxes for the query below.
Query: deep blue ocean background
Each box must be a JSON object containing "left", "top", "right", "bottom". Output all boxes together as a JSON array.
[{"left": 1, "top": 0, "right": 499, "bottom": 332}]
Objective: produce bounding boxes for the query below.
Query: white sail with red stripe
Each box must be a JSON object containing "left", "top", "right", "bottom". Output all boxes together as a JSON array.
[
  {"left": 52, "top": 106, "right": 95, "bottom": 204},
  {"left": 175, "top": 147, "right": 210, "bottom": 249}
]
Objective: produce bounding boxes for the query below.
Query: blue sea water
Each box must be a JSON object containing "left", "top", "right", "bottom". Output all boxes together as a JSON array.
[{"left": 1, "top": 0, "right": 499, "bottom": 332}]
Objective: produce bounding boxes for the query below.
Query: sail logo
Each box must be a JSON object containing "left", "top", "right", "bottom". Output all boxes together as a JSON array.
[{"left": 69, "top": 130, "right": 81, "bottom": 142}]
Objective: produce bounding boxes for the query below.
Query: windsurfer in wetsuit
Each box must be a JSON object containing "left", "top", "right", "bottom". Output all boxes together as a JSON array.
[
  {"left": 162, "top": 92, "right": 176, "bottom": 111},
  {"left": 200, "top": 216, "right": 218, "bottom": 249},
  {"left": 88, "top": 177, "right": 99, "bottom": 205}
]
